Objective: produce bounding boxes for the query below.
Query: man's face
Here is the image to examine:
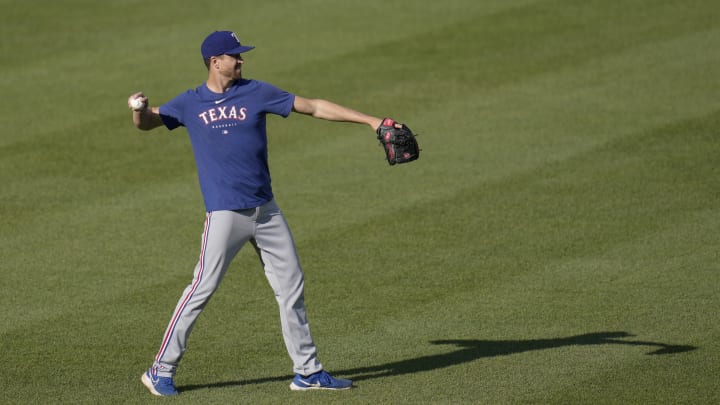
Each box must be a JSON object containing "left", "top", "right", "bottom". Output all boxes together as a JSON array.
[{"left": 216, "top": 53, "right": 244, "bottom": 79}]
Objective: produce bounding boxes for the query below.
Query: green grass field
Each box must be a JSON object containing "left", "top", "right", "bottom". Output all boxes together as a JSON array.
[{"left": 2, "top": 0, "right": 719, "bottom": 403}]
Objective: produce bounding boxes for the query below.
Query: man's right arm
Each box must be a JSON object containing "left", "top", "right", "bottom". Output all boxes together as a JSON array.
[{"left": 128, "top": 92, "right": 165, "bottom": 131}]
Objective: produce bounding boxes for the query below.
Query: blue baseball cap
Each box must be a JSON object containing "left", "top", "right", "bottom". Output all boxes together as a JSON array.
[{"left": 201, "top": 31, "right": 255, "bottom": 59}]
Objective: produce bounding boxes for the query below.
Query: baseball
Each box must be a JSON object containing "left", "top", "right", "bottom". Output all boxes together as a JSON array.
[{"left": 129, "top": 97, "right": 145, "bottom": 111}]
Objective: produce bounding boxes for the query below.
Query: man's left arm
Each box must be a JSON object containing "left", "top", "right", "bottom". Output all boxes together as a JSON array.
[{"left": 292, "top": 95, "right": 383, "bottom": 131}]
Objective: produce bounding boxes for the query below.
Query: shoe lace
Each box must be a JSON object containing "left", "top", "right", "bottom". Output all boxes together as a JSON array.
[{"left": 317, "top": 371, "right": 333, "bottom": 384}]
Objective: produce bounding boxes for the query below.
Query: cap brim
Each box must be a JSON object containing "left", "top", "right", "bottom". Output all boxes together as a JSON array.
[{"left": 225, "top": 45, "right": 255, "bottom": 55}]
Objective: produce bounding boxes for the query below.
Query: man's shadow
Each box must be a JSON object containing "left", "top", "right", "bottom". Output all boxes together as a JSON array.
[{"left": 179, "top": 331, "right": 696, "bottom": 391}]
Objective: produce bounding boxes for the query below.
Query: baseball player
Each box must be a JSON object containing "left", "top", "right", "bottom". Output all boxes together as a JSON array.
[{"left": 129, "top": 31, "right": 387, "bottom": 396}]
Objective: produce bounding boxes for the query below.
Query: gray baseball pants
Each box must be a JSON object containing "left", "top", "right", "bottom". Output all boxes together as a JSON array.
[{"left": 150, "top": 199, "right": 323, "bottom": 377}]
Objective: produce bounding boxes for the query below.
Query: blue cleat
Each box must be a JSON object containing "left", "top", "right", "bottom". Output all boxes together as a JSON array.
[
  {"left": 290, "top": 370, "right": 353, "bottom": 391},
  {"left": 141, "top": 368, "right": 179, "bottom": 396}
]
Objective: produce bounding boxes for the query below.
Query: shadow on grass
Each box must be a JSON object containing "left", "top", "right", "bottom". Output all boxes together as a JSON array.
[{"left": 179, "top": 331, "right": 695, "bottom": 391}]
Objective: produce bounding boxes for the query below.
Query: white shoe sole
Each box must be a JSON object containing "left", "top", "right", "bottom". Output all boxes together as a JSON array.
[
  {"left": 290, "top": 382, "right": 353, "bottom": 391},
  {"left": 141, "top": 372, "right": 162, "bottom": 396}
]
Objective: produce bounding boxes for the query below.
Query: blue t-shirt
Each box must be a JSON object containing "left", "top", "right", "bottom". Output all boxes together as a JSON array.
[{"left": 159, "top": 79, "right": 295, "bottom": 211}]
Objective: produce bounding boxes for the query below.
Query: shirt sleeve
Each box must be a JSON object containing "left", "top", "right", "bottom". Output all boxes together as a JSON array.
[
  {"left": 158, "top": 91, "right": 189, "bottom": 130},
  {"left": 257, "top": 81, "right": 295, "bottom": 118}
]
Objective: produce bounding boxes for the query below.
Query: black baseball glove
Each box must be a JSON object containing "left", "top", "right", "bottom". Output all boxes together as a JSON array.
[{"left": 376, "top": 118, "right": 420, "bottom": 165}]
